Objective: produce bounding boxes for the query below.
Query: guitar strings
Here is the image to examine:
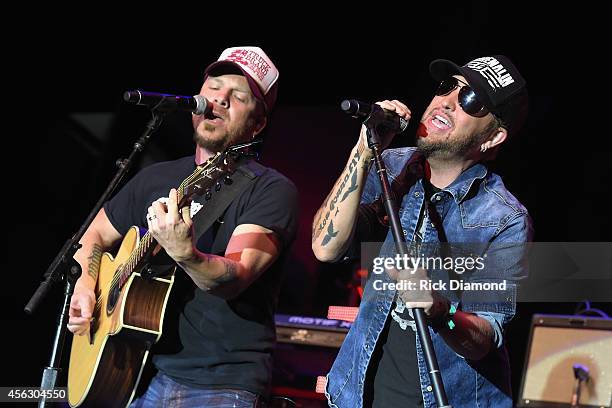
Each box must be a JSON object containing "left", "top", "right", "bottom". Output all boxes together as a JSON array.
[{"left": 93, "top": 159, "right": 216, "bottom": 315}]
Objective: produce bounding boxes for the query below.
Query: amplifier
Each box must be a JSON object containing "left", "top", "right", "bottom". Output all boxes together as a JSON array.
[{"left": 517, "top": 314, "right": 612, "bottom": 407}]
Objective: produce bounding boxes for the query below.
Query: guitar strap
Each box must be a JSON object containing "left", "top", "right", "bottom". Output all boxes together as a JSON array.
[
  {"left": 143, "top": 159, "right": 265, "bottom": 278},
  {"left": 191, "top": 158, "right": 266, "bottom": 243}
]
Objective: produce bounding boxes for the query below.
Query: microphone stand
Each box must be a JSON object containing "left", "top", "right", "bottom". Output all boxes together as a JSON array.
[
  {"left": 364, "top": 106, "right": 451, "bottom": 407},
  {"left": 25, "top": 110, "right": 167, "bottom": 407}
]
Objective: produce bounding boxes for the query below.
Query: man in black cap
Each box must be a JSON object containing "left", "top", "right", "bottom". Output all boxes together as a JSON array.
[
  {"left": 67, "top": 46, "right": 298, "bottom": 407},
  {"left": 313, "top": 55, "right": 533, "bottom": 407}
]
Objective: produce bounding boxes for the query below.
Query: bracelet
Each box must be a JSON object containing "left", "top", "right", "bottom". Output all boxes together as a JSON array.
[
  {"left": 429, "top": 302, "right": 457, "bottom": 330},
  {"left": 446, "top": 304, "right": 457, "bottom": 330}
]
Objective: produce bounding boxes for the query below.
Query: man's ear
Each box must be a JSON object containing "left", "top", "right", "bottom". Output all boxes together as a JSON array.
[
  {"left": 481, "top": 127, "right": 507, "bottom": 151},
  {"left": 252, "top": 116, "right": 267, "bottom": 138}
]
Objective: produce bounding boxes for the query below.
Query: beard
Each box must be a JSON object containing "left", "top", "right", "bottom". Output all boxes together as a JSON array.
[
  {"left": 193, "top": 116, "right": 259, "bottom": 153},
  {"left": 416, "top": 128, "right": 488, "bottom": 160},
  {"left": 193, "top": 123, "right": 230, "bottom": 152}
]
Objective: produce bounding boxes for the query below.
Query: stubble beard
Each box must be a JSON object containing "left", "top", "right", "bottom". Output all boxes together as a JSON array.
[
  {"left": 194, "top": 123, "right": 235, "bottom": 153},
  {"left": 194, "top": 113, "right": 261, "bottom": 153},
  {"left": 416, "top": 127, "right": 488, "bottom": 160}
]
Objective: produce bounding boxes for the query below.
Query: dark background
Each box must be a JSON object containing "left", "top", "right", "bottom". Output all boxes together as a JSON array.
[{"left": 3, "top": 3, "right": 610, "bottom": 405}]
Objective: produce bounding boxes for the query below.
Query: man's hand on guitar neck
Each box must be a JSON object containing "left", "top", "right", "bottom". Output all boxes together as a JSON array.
[{"left": 147, "top": 188, "right": 194, "bottom": 262}]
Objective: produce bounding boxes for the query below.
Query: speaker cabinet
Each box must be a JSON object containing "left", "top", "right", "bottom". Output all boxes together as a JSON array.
[{"left": 518, "top": 314, "right": 612, "bottom": 407}]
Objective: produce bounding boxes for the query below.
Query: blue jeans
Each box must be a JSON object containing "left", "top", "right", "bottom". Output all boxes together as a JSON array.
[{"left": 130, "top": 372, "right": 261, "bottom": 408}]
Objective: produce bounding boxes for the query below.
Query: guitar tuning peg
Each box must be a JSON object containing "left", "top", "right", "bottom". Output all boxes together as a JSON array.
[
  {"left": 224, "top": 176, "right": 233, "bottom": 185},
  {"left": 205, "top": 189, "right": 212, "bottom": 200},
  {"left": 215, "top": 181, "right": 222, "bottom": 191}
]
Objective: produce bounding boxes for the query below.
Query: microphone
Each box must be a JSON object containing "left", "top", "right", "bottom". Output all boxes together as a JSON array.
[
  {"left": 341, "top": 99, "right": 409, "bottom": 132},
  {"left": 123, "top": 90, "right": 211, "bottom": 115},
  {"left": 571, "top": 364, "right": 590, "bottom": 407},
  {"left": 573, "top": 364, "right": 589, "bottom": 382}
]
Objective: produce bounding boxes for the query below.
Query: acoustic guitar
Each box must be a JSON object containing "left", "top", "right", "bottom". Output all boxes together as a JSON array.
[{"left": 67, "top": 143, "right": 254, "bottom": 407}]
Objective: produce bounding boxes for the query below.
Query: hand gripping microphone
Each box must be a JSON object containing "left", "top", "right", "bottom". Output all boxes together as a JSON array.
[{"left": 341, "top": 99, "right": 409, "bottom": 132}]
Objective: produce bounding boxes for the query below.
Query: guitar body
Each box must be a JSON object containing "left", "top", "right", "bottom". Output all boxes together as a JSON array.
[{"left": 67, "top": 226, "right": 175, "bottom": 407}]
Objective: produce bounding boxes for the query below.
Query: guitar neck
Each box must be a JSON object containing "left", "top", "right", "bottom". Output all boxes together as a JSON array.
[{"left": 116, "top": 168, "right": 201, "bottom": 287}]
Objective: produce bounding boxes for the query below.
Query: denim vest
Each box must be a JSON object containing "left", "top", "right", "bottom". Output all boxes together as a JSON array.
[{"left": 326, "top": 148, "right": 533, "bottom": 408}]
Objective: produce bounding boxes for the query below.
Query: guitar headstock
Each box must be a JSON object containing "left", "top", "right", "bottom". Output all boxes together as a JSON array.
[{"left": 179, "top": 139, "right": 262, "bottom": 206}]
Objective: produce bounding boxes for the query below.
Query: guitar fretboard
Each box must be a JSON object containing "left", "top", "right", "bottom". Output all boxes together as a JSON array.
[
  {"left": 95, "top": 155, "right": 223, "bottom": 315},
  {"left": 115, "top": 161, "right": 211, "bottom": 287}
]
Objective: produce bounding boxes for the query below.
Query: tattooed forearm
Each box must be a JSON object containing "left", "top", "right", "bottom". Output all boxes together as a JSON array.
[
  {"left": 179, "top": 252, "right": 241, "bottom": 292},
  {"left": 216, "top": 259, "right": 238, "bottom": 284},
  {"left": 357, "top": 138, "right": 366, "bottom": 155},
  {"left": 321, "top": 220, "right": 339, "bottom": 246},
  {"left": 87, "top": 244, "right": 103, "bottom": 280},
  {"left": 340, "top": 169, "right": 358, "bottom": 202},
  {"left": 312, "top": 195, "right": 329, "bottom": 239},
  {"left": 313, "top": 148, "right": 363, "bottom": 240},
  {"left": 358, "top": 141, "right": 372, "bottom": 170}
]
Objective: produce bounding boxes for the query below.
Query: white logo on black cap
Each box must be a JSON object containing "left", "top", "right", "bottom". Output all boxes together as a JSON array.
[{"left": 467, "top": 57, "right": 515, "bottom": 90}]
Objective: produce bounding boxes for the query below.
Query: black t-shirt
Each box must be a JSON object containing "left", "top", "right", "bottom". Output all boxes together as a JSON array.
[
  {"left": 103, "top": 155, "right": 298, "bottom": 398},
  {"left": 364, "top": 302, "right": 423, "bottom": 408}
]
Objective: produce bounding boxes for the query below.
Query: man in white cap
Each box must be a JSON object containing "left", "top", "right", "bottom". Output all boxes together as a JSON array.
[{"left": 68, "top": 46, "right": 298, "bottom": 407}]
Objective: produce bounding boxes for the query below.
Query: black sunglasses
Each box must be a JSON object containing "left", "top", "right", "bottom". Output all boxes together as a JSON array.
[{"left": 435, "top": 77, "right": 489, "bottom": 118}]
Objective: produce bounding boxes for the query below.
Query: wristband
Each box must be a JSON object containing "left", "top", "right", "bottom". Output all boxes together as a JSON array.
[{"left": 429, "top": 302, "right": 457, "bottom": 330}]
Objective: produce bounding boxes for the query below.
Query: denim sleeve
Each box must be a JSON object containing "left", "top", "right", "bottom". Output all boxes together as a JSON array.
[
  {"left": 461, "top": 212, "right": 534, "bottom": 348},
  {"left": 361, "top": 160, "right": 381, "bottom": 205}
]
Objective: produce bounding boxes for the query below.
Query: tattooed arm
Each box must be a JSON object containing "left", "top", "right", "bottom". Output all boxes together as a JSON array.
[
  {"left": 147, "top": 189, "right": 283, "bottom": 299},
  {"left": 68, "top": 208, "right": 122, "bottom": 335},
  {"left": 312, "top": 100, "right": 411, "bottom": 262},
  {"left": 311, "top": 131, "right": 374, "bottom": 262},
  {"left": 175, "top": 224, "right": 281, "bottom": 299}
]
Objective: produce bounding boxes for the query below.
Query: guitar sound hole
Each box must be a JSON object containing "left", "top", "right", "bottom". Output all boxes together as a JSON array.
[{"left": 107, "top": 282, "right": 120, "bottom": 314}]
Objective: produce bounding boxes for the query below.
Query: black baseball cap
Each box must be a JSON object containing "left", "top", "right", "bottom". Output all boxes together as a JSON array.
[{"left": 430, "top": 55, "right": 528, "bottom": 134}]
